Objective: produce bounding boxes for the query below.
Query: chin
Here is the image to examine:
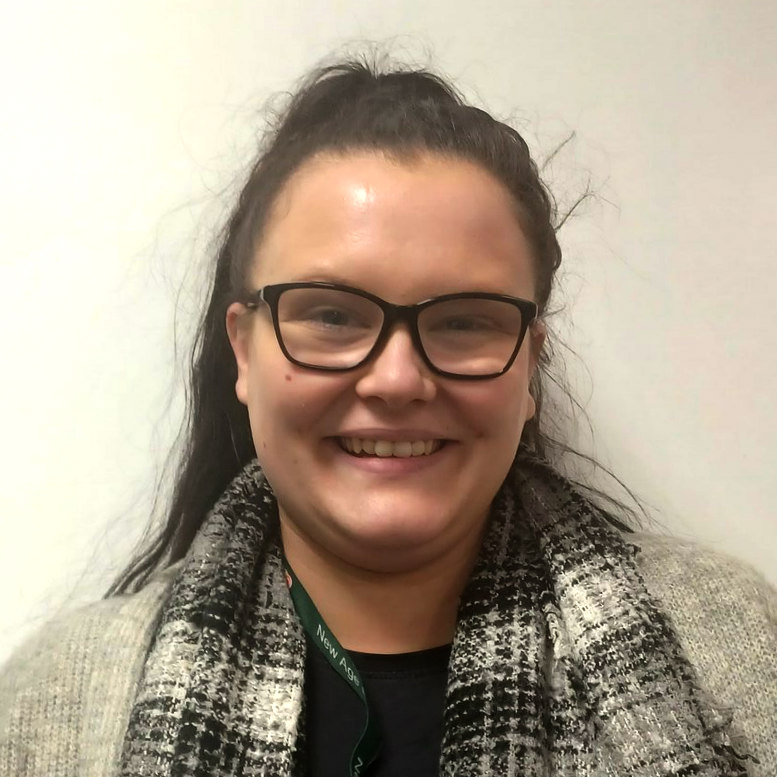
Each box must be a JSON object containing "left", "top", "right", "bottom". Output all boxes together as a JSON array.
[{"left": 328, "top": 503, "right": 482, "bottom": 566}]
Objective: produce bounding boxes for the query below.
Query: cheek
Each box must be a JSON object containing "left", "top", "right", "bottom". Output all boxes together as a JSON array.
[
  {"left": 249, "top": 374, "right": 299, "bottom": 433},
  {"left": 453, "top": 372, "right": 532, "bottom": 438},
  {"left": 246, "top": 378, "right": 298, "bottom": 467},
  {"left": 247, "top": 363, "right": 349, "bottom": 442}
]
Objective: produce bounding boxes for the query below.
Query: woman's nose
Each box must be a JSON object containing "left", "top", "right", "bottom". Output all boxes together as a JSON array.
[{"left": 354, "top": 325, "right": 437, "bottom": 407}]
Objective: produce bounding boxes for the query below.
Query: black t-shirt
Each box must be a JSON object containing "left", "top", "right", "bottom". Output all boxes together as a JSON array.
[{"left": 304, "top": 640, "right": 451, "bottom": 777}]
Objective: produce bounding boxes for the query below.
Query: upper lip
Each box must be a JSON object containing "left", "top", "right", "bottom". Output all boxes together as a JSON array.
[{"left": 334, "top": 428, "right": 453, "bottom": 441}]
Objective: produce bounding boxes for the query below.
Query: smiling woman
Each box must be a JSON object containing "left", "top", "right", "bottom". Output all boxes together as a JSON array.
[
  {"left": 226, "top": 154, "right": 543, "bottom": 598},
  {"left": 1, "top": 59, "right": 775, "bottom": 777}
]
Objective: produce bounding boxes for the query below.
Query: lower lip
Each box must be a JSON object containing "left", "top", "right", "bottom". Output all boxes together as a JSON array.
[{"left": 328, "top": 439, "right": 454, "bottom": 475}]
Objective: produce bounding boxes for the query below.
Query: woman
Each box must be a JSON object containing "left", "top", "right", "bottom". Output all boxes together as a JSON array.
[{"left": 1, "top": 59, "right": 775, "bottom": 777}]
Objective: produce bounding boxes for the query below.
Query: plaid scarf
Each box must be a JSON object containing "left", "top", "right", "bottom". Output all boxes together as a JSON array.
[{"left": 119, "top": 457, "right": 747, "bottom": 776}]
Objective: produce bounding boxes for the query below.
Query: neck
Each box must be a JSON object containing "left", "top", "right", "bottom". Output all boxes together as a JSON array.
[{"left": 279, "top": 521, "right": 484, "bottom": 654}]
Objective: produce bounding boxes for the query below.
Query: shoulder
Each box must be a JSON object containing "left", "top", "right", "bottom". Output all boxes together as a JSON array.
[
  {"left": 0, "top": 566, "right": 178, "bottom": 777},
  {"left": 631, "top": 532, "right": 777, "bottom": 776},
  {"left": 632, "top": 532, "right": 776, "bottom": 637}
]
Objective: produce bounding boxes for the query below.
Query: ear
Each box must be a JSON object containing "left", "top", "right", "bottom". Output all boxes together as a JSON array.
[
  {"left": 528, "top": 319, "right": 547, "bottom": 375},
  {"left": 226, "top": 302, "right": 253, "bottom": 406},
  {"left": 525, "top": 319, "right": 547, "bottom": 421}
]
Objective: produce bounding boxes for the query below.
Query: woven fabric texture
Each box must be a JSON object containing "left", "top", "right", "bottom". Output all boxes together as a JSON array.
[{"left": 2, "top": 458, "right": 775, "bottom": 776}]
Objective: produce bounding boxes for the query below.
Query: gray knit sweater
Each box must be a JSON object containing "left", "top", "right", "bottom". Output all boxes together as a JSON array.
[{"left": 1, "top": 533, "right": 775, "bottom": 777}]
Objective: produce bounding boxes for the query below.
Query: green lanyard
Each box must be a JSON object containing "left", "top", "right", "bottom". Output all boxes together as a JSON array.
[{"left": 282, "top": 557, "right": 381, "bottom": 776}]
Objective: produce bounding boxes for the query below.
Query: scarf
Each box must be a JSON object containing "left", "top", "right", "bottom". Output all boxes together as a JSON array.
[{"left": 119, "top": 457, "right": 748, "bottom": 776}]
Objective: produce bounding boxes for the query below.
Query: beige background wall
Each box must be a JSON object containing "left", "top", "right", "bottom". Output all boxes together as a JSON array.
[{"left": 1, "top": 1, "right": 775, "bottom": 663}]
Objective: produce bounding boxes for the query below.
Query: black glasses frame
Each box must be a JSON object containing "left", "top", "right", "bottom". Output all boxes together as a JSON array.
[{"left": 241, "top": 281, "right": 539, "bottom": 380}]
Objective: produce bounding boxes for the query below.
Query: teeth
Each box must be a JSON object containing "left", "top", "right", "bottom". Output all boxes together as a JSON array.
[
  {"left": 341, "top": 437, "right": 441, "bottom": 457},
  {"left": 393, "top": 442, "right": 412, "bottom": 458},
  {"left": 375, "top": 440, "right": 394, "bottom": 457}
]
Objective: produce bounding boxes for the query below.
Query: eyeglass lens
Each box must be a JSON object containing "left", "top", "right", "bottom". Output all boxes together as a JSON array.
[{"left": 276, "top": 287, "right": 525, "bottom": 375}]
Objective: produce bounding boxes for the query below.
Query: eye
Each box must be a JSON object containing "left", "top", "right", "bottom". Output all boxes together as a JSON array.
[
  {"left": 278, "top": 288, "right": 381, "bottom": 333},
  {"left": 421, "top": 298, "right": 523, "bottom": 339},
  {"left": 300, "top": 306, "right": 370, "bottom": 330},
  {"left": 428, "top": 314, "right": 505, "bottom": 336},
  {"left": 438, "top": 315, "right": 497, "bottom": 332}
]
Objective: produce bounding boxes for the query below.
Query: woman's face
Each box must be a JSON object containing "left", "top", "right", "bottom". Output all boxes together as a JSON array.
[{"left": 227, "top": 152, "right": 544, "bottom": 573}]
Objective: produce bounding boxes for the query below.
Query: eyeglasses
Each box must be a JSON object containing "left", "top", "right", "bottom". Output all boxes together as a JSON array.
[{"left": 241, "top": 282, "right": 538, "bottom": 380}]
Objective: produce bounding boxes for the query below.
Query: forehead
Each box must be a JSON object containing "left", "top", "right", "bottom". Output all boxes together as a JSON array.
[{"left": 253, "top": 151, "right": 536, "bottom": 298}]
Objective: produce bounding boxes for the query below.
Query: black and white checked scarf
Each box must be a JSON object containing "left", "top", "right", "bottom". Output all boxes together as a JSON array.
[{"left": 120, "top": 457, "right": 748, "bottom": 776}]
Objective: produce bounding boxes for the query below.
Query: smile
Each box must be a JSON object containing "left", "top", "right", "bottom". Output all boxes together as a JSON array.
[{"left": 339, "top": 438, "right": 443, "bottom": 457}]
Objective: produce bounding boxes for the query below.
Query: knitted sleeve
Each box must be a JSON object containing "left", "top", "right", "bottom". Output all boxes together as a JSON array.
[
  {"left": 635, "top": 533, "right": 777, "bottom": 777},
  {"left": 0, "top": 570, "right": 175, "bottom": 777}
]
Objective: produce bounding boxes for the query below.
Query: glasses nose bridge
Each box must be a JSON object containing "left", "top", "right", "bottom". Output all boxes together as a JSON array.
[
  {"left": 371, "top": 300, "right": 426, "bottom": 361},
  {"left": 380, "top": 300, "right": 421, "bottom": 331}
]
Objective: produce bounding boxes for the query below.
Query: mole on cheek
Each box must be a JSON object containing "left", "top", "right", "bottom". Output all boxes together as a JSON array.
[{"left": 284, "top": 374, "right": 292, "bottom": 382}]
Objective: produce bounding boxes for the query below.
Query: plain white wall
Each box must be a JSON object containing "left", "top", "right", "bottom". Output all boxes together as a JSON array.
[{"left": 1, "top": 1, "right": 774, "bottom": 664}]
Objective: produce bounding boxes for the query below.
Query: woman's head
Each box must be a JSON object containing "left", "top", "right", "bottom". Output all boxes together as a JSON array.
[{"left": 110, "top": 58, "right": 566, "bottom": 591}]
